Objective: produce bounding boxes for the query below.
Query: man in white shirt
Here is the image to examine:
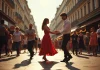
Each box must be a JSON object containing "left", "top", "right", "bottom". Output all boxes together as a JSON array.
[
  {"left": 96, "top": 24, "right": 100, "bottom": 52},
  {"left": 57, "top": 13, "right": 72, "bottom": 64},
  {"left": 26, "top": 24, "right": 36, "bottom": 60},
  {"left": 13, "top": 26, "right": 22, "bottom": 56}
]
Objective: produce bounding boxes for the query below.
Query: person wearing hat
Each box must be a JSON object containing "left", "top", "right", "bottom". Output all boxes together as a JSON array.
[
  {"left": 57, "top": 13, "right": 72, "bottom": 64},
  {"left": 13, "top": 26, "right": 22, "bottom": 56}
]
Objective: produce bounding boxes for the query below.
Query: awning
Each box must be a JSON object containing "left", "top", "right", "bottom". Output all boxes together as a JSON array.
[{"left": 0, "top": 10, "right": 16, "bottom": 25}]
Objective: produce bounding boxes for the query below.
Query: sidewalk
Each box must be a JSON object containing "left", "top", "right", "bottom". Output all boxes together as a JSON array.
[{"left": 0, "top": 50, "right": 100, "bottom": 70}]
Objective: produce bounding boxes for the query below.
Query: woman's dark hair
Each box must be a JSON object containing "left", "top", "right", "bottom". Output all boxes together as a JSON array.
[{"left": 42, "top": 18, "right": 49, "bottom": 30}]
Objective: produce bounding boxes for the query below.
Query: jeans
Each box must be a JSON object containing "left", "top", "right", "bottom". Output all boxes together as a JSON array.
[
  {"left": 13, "top": 42, "right": 21, "bottom": 56},
  {"left": 27, "top": 40, "right": 35, "bottom": 59}
]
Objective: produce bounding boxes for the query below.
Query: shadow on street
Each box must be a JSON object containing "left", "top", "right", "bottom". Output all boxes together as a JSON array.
[
  {"left": 39, "top": 61, "right": 58, "bottom": 70},
  {"left": 13, "top": 59, "right": 31, "bottom": 69},
  {"left": 0, "top": 55, "right": 16, "bottom": 62},
  {"left": 66, "top": 62, "right": 80, "bottom": 70},
  {"left": 77, "top": 55, "right": 89, "bottom": 59}
]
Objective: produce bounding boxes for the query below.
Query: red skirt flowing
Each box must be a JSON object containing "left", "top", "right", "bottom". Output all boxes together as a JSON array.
[{"left": 39, "top": 34, "right": 57, "bottom": 56}]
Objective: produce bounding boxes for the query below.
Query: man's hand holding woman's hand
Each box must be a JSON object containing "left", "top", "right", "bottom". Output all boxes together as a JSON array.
[{"left": 54, "top": 31, "right": 61, "bottom": 35}]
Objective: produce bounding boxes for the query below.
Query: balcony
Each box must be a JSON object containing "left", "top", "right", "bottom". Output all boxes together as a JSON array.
[
  {"left": 5, "top": 0, "right": 15, "bottom": 8},
  {"left": 15, "top": 12, "right": 23, "bottom": 23},
  {"left": 67, "top": 0, "right": 85, "bottom": 16}
]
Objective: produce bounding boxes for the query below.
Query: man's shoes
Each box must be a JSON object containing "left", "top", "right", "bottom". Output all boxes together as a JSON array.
[
  {"left": 60, "top": 59, "right": 66, "bottom": 62},
  {"left": 30, "top": 57, "right": 32, "bottom": 60},
  {"left": 65, "top": 57, "right": 72, "bottom": 64},
  {"left": 16, "top": 54, "right": 20, "bottom": 57}
]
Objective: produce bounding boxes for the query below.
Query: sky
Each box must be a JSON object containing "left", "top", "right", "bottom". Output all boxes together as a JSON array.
[{"left": 27, "top": 0, "right": 63, "bottom": 39}]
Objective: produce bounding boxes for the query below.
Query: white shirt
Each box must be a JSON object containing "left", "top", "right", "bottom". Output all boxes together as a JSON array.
[
  {"left": 13, "top": 31, "right": 22, "bottom": 42},
  {"left": 96, "top": 28, "right": 100, "bottom": 38},
  {"left": 60, "top": 19, "right": 71, "bottom": 34}
]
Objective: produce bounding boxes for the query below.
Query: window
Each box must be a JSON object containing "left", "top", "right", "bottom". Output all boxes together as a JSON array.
[
  {"left": 78, "top": 0, "right": 80, "bottom": 2},
  {"left": 99, "top": 0, "right": 100, "bottom": 7},
  {"left": 75, "top": 13, "right": 76, "bottom": 20},
  {"left": 8, "top": 8, "right": 9, "bottom": 16},
  {"left": 88, "top": 1, "right": 90, "bottom": 13},
  {"left": 75, "top": 0, "right": 77, "bottom": 4},
  {"left": 9, "top": 9, "right": 10, "bottom": 17},
  {"left": 84, "top": 5, "right": 86, "bottom": 16},
  {"left": 5, "top": 4, "right": 7, "bottom": 14},
  {"left": 2, "top": 0, "right": 4, "bottom": 11},
  {"left": 77, "top": 10, "right": 79, "bottom": 19},
  {"left": 92, "top": 0, "right": 95, "bottom": 9},
  {"left": 81, "top": 8, "right": 83, "bottom": 18}
]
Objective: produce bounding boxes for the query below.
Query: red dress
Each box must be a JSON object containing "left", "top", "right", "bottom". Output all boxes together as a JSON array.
[
  {"left": 39, "top": 27, "right": 57, "bottom": 56},
  {"left": 89, "top": 32, "right": 98, "bottom": 46}
]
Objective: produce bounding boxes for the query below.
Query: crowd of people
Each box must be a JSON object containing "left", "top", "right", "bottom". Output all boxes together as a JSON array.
[
  {"left": 0, "top": 13, "right": 100, "bottom": 65},
  {"left": 54, "top": 24, "right": 100, "bottom": 57},
  {"left": 0, "top": 20, "right": 41, "bottom": 58}
]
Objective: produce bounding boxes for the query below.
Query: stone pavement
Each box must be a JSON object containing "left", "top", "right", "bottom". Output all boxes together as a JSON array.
[{"left": 0, "top": 50, "right": 100, "bottom": 70}]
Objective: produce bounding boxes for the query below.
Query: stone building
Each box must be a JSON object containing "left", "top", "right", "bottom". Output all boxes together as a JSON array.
[
  {"left": 0, "top": 0, "right": 38, "bottom": 35},
  {"left": 50, "top": 0, "right": 100, "bottom": 39}
]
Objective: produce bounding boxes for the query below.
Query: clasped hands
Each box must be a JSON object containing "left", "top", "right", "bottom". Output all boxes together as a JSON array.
[{"left": 54, "top": 31, "right": 61, "bottom": 35}]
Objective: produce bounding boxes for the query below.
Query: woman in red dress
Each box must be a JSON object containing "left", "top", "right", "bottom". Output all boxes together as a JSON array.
[
  {"left": 39, "top": 18, "right": 58, "bottom": 61},
  {"left": 89, "top": 27, "right": 98, "bottom": 56}
]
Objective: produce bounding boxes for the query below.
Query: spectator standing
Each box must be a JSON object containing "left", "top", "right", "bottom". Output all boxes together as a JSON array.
[
  {"left": 78, "top": 31, "right": 85, "bottom": 54},
  {"left": 96, "top": 24, "right": 100, "bottom": 52},
  {"left": 84, "top": 32, "right": 90, "bottom": 54},
  {"left": 71, "top": 31, "right": 78, "bottom": 55},
  {"left": 89, "top": 27, "right": 98, "bottom": 56}
]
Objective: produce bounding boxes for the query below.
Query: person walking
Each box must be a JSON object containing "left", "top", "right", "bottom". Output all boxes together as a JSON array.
[
  {"left": 39, "top": 18, "right": 57, "bottom": 62},
  {"left": 13, "top": 26, "right": 22, "bottom": 56},
  {"left": 26, "top": 24, "right": 36, "bottom": 60},
  {"left": 57, "top": 13, "right": 72, "bottom": 64},
  {"left": 0, "top": 20, "right": 7, "bottom": 58},
  {"left": 71, "top": 31, "right": 78, "bottom": 55}
]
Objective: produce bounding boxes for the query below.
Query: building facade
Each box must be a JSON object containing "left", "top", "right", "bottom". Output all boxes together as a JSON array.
[
  {"left": 50, "top": 0, "right": 100, "bottom": 39},
  {"left": 0, "top": 0, "right": 38, "bottom": 35}
]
